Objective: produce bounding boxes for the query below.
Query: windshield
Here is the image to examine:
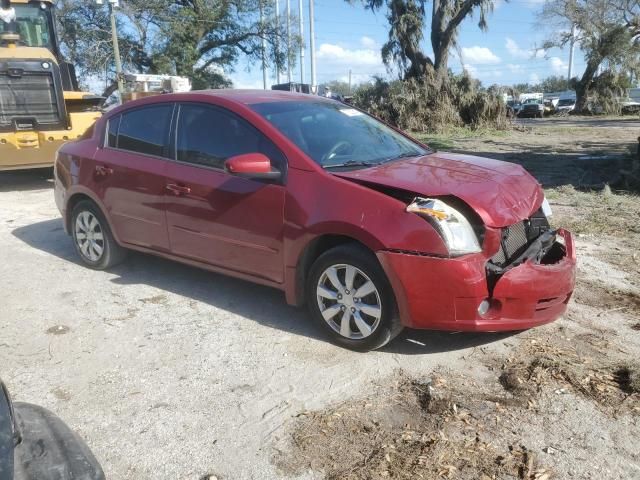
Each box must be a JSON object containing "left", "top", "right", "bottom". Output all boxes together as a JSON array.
[
  {"left": 523, "top": 98, "right": 541, "bottom": 104},
  {"left": 0, "top": 4, "right": 53, "bottom": 49},
  {"left": 250, "top": 100, "right": 428, "bottom": 169},
  {"left": 558, "top": 99, "right": 575, "bottom": 106}
]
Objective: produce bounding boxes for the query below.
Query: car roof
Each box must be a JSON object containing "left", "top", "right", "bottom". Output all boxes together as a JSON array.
[
  {"left": 199, "top": 89, "right": 326, "bottom": 105},
  {"left": 104, "top": 89, "right": 331, "bottom": 118}
]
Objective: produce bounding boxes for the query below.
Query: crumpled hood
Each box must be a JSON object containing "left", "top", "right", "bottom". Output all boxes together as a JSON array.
[{"left": 335, "top": 152, "right": 544, "bottom": 228}]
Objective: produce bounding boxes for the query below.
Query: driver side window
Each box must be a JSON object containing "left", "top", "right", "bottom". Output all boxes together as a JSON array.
[{"left": 175, "top": 103, "right": 286, "bottom": 172}]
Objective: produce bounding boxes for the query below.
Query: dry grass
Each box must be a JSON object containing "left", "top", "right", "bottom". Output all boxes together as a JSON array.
[
  {"left": 275, "top": 329, "right": 640, "bottom": 479},
  {"left": 275, "top": 372, "right": 553, "bottom": 480},
  {"left": 493, "top": 335, "right": 640, "bottom": 415},
  {"left": 573, "top": 279, "right": 640, "bottom": 319},
  {"left": 546, "top": 186, "right": 640, "bottom": 236},
  {"left": 353, "top": 75, "right": 508, "bottom": 134}
]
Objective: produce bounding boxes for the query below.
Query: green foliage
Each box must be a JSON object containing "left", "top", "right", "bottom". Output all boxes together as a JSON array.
[
  {"left": 540, "top": 0, "right": 640, "bottom": 113},
  {"left": 509, "top": 76, "right": 572, "bottom": 95},
  {"left": 587, "top": 71, "right": 636, "bottom": 115},
  {"left": 56, "top": 0, "right": 292, "bottom": 93},
  {"left": 353, "top": 73, "right": 508, "bottom": 133},
  {"left": 352, "top": 0, "right": 496, "bottom": 79}
]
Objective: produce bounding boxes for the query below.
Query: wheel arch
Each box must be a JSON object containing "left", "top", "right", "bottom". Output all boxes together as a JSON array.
[
  {"left": 287, "top": 233, "right": 384, "bottom": 307},
  {"left": 64, "top": 191, "right": 119, "bottom": 245}
]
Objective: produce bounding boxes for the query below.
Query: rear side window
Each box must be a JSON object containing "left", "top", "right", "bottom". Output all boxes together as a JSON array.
[
  {"left": 106, "top": 115, "right": 120, "bottom": 147},
  {"left": 176, "top": 103, "right": 285, "bottom": 171},
  {"left": 116, "top": 104, "right": 173, "bottom": 157}
]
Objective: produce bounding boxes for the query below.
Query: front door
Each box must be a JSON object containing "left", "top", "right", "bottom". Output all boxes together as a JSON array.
[
  {"left": 93, "top": 103, "right": 174, "bottom": 251},
  {"left": 164, "top": 103, "right": 286, "bottom": 283}
]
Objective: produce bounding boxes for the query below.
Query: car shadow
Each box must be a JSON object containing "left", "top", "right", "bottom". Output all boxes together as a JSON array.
[
  {"left": 0, "top": 169, "right": 53, "bottom": 192},
  {"left": 12, "top": 218, "right": 516, "bottom": 355}
]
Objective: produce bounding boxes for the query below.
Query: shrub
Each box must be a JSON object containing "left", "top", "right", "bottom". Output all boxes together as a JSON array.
[{"left": 353, "top": 72, "right": 508, "bottom": 133}]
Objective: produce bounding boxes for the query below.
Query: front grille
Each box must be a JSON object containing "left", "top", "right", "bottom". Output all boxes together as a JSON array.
[
  {"left": 491, "top": 221, "right": 528, "bottom": 264},
  {"left": 0, "top": 71, "right": 61, "bottom": 127},
  {"left": 490, "top": 208, "right": 551, "bottom": 266}
]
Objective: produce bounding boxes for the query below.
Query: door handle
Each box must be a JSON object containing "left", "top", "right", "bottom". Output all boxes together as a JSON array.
[
  {"left": 95, "top": 165, "right": 113, "bottom": 176},
  {"left": 166, "top": 183, "right": 191, "bottom": 196}
]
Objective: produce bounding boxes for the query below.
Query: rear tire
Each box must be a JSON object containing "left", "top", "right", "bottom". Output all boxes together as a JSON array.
[
  {"left": 71, "top": 200, "right": 126, "bottom": 270},
  {"left": 306, "top": 244, "right": 403, "bottom": 351}
]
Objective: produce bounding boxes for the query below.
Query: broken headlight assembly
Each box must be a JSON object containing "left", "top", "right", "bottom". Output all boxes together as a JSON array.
[{"left": 407, "top": 197, "right": 482, "bottom": 256}]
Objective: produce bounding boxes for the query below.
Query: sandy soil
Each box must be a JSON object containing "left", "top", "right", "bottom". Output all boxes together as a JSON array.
[{"left": 1, "top": 117, "right": 639, "bottom": 479}]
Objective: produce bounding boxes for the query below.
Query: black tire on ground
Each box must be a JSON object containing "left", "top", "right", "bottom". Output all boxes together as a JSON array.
[
  {"left": 70, "top": 200, "right": 126, "bottom": 270},
  {"left": 306, "top": 243, "right": 403, "bottom": 351}
]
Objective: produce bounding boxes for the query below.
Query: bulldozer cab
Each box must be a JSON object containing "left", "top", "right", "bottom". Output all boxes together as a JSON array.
[
  {"left": 1, "top": 1, "right": 54, "bottom": 48},
  {"left": 0, "top": 0, "right": 100, "bottom": 171}
]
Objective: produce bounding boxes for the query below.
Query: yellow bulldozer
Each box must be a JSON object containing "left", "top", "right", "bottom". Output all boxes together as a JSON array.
[{"left": 0, "top": 0, "right": 101, "bottom": 171}]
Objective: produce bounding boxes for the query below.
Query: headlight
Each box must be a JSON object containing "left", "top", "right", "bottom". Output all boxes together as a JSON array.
[{"left": 406, "top": 197, "right": 481, "bottom": 256}]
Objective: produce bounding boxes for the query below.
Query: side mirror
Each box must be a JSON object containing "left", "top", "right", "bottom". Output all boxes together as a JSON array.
[{"left": 225, "top": 153, "right": 282, "bottom": 181}]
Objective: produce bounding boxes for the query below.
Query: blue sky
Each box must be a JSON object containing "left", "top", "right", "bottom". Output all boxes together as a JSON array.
[{"left": 229, "top": 0, "right": 585, "bottom": 88}]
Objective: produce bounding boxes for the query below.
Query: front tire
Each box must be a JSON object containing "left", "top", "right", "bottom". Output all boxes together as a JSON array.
[
  {"left": 71, "top": 200, "right": 126, "bottom": 269},
  {"left": 307, "top": 244, "right": 403, "bottom": 351}
]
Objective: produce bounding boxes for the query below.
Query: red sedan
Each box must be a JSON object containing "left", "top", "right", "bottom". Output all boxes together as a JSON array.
[{"left": 54, "top": 90, "right": 576, "bottom": 351}]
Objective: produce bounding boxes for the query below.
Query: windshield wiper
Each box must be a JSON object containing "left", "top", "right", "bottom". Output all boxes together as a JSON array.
[
  {"left": 381, "top": 152, "right": 420, "bottom": 163},
  {"left": 322, "top": 160, "right": 376, "bottom": 169}
]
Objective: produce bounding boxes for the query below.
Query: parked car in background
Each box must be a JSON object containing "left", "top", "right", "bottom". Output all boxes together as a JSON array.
[
  {"left": 506, "top": 100, "right": 522, "bottom": 118},
  {"left": 54, "top": 91, "right": 576, "bottom": 351},
  {"left": 621, "top": 98, "right": 640, "bottom": 115},
  {"left": 518, "top": 98, "right": 545, "bottom": 118},
  {"left": 556, "top": 98, "right": 576, "bottom": 114},
  {"left": 543, "top": 100, "right": 555, "bottom": 116}
]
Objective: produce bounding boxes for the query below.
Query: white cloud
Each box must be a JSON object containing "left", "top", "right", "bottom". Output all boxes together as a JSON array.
[
  {"left": 232, "top": 78, "right": 265, "bottom": 89},
  {"left": 360, "top": 36, "right": 377, "bottom": 49},
  {"left": 507, "top": 64, "right": 525, "bottom": 74},
  {"left": 505, "top": 38, "right": 545, "bottom": 60},
  {"left": 529, "top": 73, "right": 541, "bottom": 84},
  {"left": 316, "top": 43, "right": 381, "bottom": 68},
  {"left": 549, "top": 56, "right": 567, "bottom": 74},
  {"left": 461, "top": 46, "right": 501, "bottom": 65},
  {"left": 463, "top": 64, "right": 478, "bottom": 77}
]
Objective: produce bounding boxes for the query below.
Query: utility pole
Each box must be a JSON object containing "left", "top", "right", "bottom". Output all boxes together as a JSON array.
[
  {"left": 260, "top": 0, "right": 267, "bottom": 89},
  {"left": 105, "top": 0, "right": 124, "bottom": 98},
  {"left": 348, "top": 69, "right": 352, "bottom": 94},
  {"left": 298, "top": 0, "right": 304, "bottom": 84},
  {"left": 309, "top": 0, "right": 316, "bottom": 90},
  {"left": 567, "top": 23, "right": 576, "bottom": 85},
  {"left": 286, "top": 0, "right": 291, "bottom": 83},
  {"left": 275, "top": 0, "right": 280, "bottom": 84}
]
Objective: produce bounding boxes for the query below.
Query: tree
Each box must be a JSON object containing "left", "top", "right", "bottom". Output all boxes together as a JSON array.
[
  {"left": 352, "top": 0, "right": 497, "bottom": 81},
  {"left": 538, "top": 75, "right": 570, "bottom": 92},
  {"left": 56, "top": 0, "right": 154, "bottom": 95},
  {"left": 56, "top": 0, "right": 290, "bottom": 94},
  {"left": 541, "top": 0, "right": 640, "bottom": 113}
]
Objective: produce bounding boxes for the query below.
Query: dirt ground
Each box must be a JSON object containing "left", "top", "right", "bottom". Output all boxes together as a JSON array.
[{"left": 1, "top": 117, "right": 639, "bottom": 479}]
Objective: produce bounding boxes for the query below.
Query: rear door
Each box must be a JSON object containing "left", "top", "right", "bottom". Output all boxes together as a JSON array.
[
  {"left": 163, "top": 102, "right": 286, "bottom": 283},
  {"left": 93, "top": 103, "right": 174, "bottom": 250}
]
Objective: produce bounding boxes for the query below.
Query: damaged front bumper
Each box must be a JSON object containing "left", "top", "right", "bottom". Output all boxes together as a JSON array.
[{"left": 377, "top": 228, "right": 576, "bottom": 331}]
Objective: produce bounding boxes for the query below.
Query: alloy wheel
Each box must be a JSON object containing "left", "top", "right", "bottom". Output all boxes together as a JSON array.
[
  {"left": 74, "top": 211, "right": 105, "bottom": 262},
  {"left": 316, "top": 264, "right": 382, "bottom": 340}
]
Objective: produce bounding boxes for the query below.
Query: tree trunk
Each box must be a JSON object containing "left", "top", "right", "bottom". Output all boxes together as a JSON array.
[
  {"left": 433, "top": 47, "right": 449, "bottom": 79},
  {"left": 574, "top": 55, "right": 601, "bottom": 114},
  {"left": 430, "top": 0, "right": 447, "bottom": 80},
  {"left": 100, "top": 80, "right": 119, "bottom": 106}
]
